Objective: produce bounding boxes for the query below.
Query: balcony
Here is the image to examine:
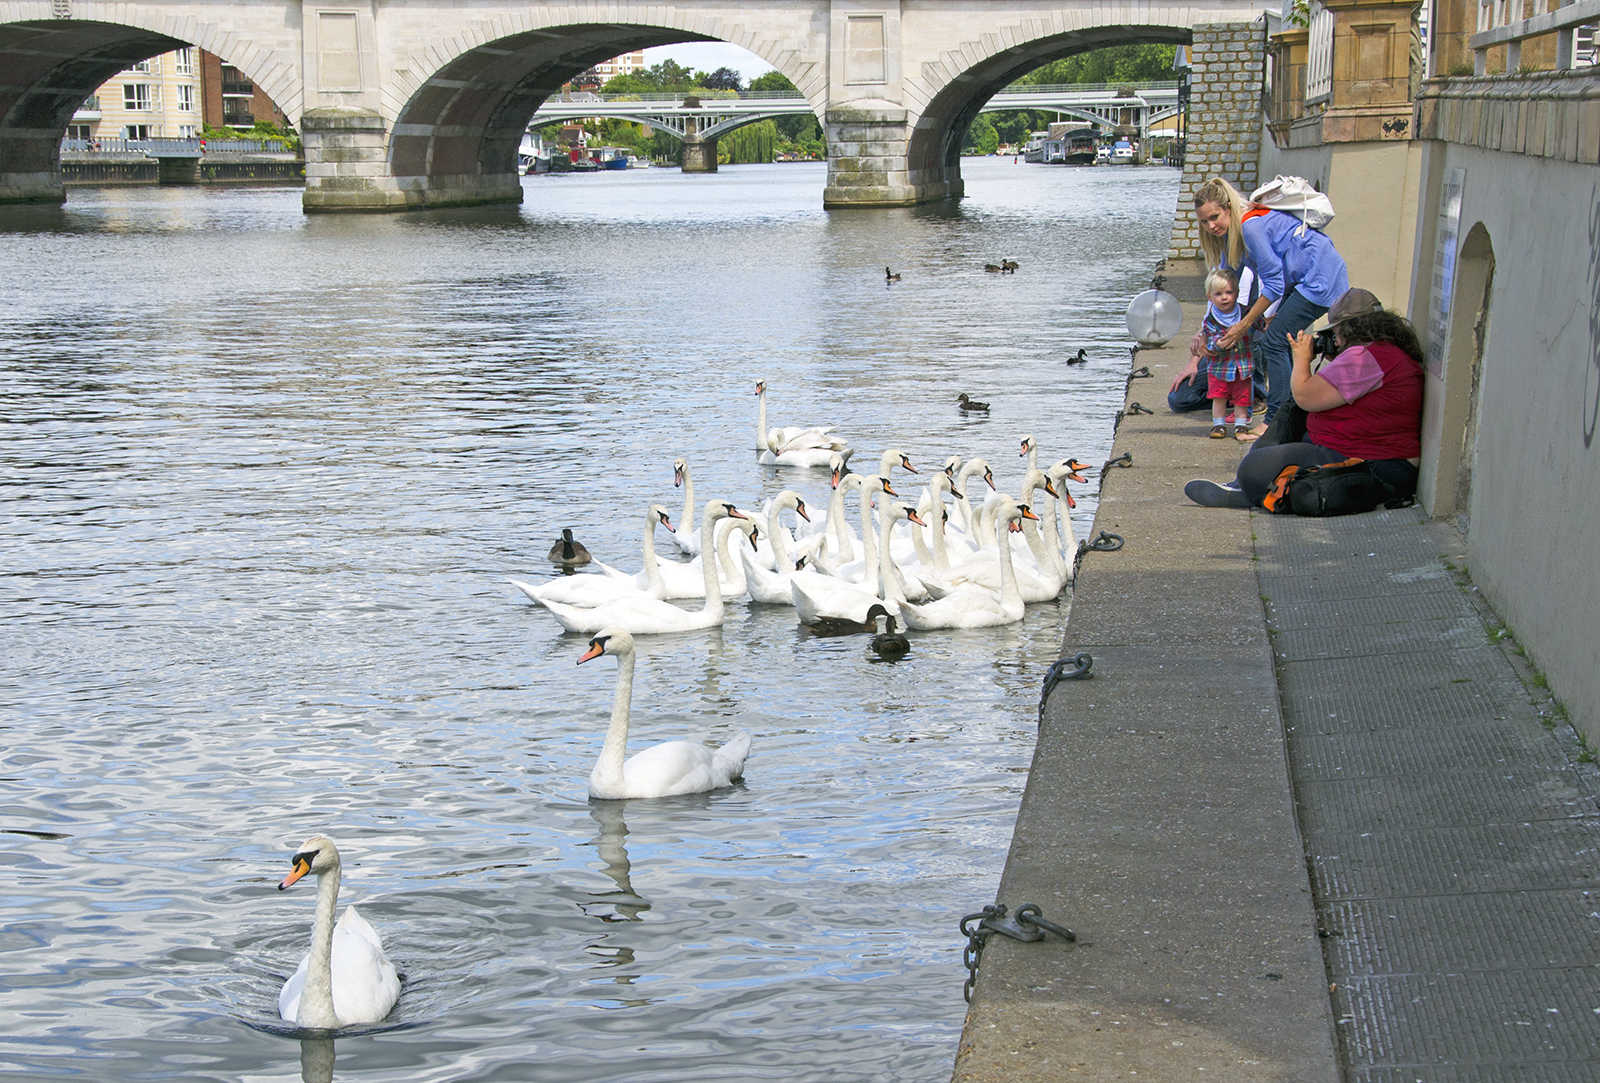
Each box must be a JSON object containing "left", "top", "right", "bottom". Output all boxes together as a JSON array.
[
  {"left": 223, "top": 112, "right": 255, "bottom": 128},
  {"left": 73, "top": 95, "right": 101, "bottom": 120},
  {"left": 221, "top": 80, "right": 254, "bottom": 97}
]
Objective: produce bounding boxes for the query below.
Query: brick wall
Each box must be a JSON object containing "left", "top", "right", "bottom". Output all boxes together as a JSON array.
[{"left": 1168, "top": 21, "right": 1267, "bottom": 259}]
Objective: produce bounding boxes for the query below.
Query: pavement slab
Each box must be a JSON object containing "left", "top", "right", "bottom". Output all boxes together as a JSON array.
[{"left": 951, "top": 283, "right": 1600, "bottom": 1081}]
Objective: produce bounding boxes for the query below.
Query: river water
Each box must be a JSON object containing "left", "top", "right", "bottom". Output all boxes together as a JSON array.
[{"left": 0, "top": 158, "right": 1179, "bottom": 1082}]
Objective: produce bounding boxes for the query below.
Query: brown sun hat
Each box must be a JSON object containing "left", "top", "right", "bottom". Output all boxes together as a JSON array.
[{"left": 1325, "top": 288, "right": 1383, "bottom": 328}]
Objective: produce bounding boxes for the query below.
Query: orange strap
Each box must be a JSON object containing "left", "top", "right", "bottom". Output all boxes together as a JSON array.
[{"left": 1241, "top": 207, "right": 1271, "bottom": 224}]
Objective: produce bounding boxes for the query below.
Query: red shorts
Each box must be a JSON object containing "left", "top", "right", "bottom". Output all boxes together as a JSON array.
[{"left": 1207, "top": 374, "right": 1252, "bottom": 410}]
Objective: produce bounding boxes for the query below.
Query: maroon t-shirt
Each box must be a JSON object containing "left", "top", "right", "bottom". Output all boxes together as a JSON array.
[{"left": 1306, "top": 342, "right": 1423, "bottom": 460}]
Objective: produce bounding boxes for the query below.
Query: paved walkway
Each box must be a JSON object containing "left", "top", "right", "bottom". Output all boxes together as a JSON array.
[{"left": 951, "top": 288, "right": 1600, "bottom": 1081}]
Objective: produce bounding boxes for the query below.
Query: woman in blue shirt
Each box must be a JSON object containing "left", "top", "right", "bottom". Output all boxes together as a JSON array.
[{"left": 1192, "top": 176, "right": 1349, "bottom": 438}]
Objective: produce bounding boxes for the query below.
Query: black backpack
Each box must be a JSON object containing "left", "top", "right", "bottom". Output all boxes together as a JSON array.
[{"left": 1262, "top": 458, "right": 1415, "bottom": 516}]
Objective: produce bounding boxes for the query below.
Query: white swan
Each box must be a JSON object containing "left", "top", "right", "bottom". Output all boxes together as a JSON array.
[
  {"left": 792, "top": 501, "right": 923, "bottom": 625},
  {"left": 532, "top": 501, "right": 748, "bottom": 634},
  {"left": 277, "top": 836, "right": 400, "bottom": 1030},
  {"left": 669, "top": 458, "right": 700, "bottom": 556},
  {"left": 741, "top": 490, "right": 813, "bottom": 605},
  {"left": 940, "top": 469, "right": 1065, "bottom": 602},
  {"left": 899, "top": 497, "right": 1037, "bottom": 630},
  {"left": 1042, "top": 457, "right": 1090, "bottom": 583},
  {"left": 599, "top": 512, "right": 755, "bottom": 600},
  {"left": 755, "top": 380, "right": 851, "bottom": 467},
  {"left": 578, "top": 628, "right": 752, "bottom": 799},
  {"left": 509, "top": 505, "right": 675, "bottom": 607}
]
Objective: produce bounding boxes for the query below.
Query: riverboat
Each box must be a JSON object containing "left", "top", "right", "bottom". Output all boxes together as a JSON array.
[
  {"left": 1061, "top": 127, "right": 1099, "bottom": 165},
  {"left": 1109, "top": 140, "right": 1136, "bottom": 165}
]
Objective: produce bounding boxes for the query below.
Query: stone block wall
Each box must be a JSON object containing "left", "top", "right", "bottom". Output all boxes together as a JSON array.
[{"left": 1168, "top": 21, "right": 1268, "bottom": 259}]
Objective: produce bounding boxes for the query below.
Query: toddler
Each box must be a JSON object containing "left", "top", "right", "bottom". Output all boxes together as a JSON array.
[{"left": 1200, "top": 268, "right": 1254, "bottom": 438}]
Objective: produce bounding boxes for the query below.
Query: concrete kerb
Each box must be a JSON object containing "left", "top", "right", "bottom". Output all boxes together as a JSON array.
[{"left": 950, "top": 300, "right": 1340, "bottom": 1083}]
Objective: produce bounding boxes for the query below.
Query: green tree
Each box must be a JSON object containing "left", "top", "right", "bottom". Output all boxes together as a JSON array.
[
  {"left": 962, "top": 114, "right": 1000, "bottom": 154},
  {"left": 748, "top": 70, "right": 797, "bottom": 93},
  {"left": 1017, "top": 44, "right": 1179, "bottom": 85},
  {"left": 719, "top": 119, "right": 777, "bottom": 164}
]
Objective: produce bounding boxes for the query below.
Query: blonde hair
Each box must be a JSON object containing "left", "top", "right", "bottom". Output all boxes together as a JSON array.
[
  {"left": 1192, "top": 177, "right": 1252, "bottom": 270},
  {"left": 1203, "top": 267, "right": 1238, "bottom": 296}
]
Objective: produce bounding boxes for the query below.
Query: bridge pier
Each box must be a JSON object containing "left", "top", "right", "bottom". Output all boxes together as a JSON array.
[
  {"left": 300, "top": 109, "right": 521, "bottom": 212},
  {"left": 1168, "top": 21, "right": 1267, "bottom": 257},
  {"left": 680, "top": 114, "right": 718, "bottom": 173},
  {"left": 824, "top": 107, "right": 961, "bottom": 209}
]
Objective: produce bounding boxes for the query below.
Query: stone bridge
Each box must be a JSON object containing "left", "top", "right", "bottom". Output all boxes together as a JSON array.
[{"left": 0, "top": 0, "right": 1269, "bottom": 213}]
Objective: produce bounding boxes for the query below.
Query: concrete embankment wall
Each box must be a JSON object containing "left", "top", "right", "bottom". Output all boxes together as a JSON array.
[
  {"left": 1402, "top": 75, "right": 1600, "bottom": 751},
  {"left": 60, "top": 156, "right": 304, "bottom": 187},
  {"left": 952, "top": 294, "right": 1339, "bottom": 1082}
]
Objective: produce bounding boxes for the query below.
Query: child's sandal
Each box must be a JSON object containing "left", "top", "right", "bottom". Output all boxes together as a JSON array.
[{"left": 1209, "top": 424, "right": 1227, "bottom": 439}]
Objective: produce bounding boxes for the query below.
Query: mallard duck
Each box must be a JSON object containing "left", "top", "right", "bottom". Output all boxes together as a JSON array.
[
  {"left": 1002, "top": 259, "right": 1019, "bottom": 273},
  {"left": 808, "top": 602, "right": 891, "bottom": 637},
  {"left": 885, "top": 267, "right": 901, "bottom": 283},
  {"left": 1065, "top": 348, "right": 1088, "bottom": 365},
  {"left": 984, "top": 263, "right": 1003, "bottom": 273},
  {"left": 549, "top": 528, "right": 591, "bottom": 567},
  {"left": 870, "top": 616, "right": 910, "bottom": 659},
  {"left": 957, "top": 393, "right": 990, "bottom": 412}
]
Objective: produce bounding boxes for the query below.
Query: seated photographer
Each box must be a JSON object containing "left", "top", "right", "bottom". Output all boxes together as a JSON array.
[{"left": 1183, "top": 288, "right": 1424, "bottom": 509}]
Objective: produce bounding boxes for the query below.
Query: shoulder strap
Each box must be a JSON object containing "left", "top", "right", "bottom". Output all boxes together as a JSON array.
[{"left": 1241, "top": 207, "right": 1271, "bottom": 224}]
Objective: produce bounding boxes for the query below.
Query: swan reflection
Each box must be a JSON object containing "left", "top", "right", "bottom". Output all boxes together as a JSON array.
[
  {"left": 582, "top": 799, "right": 649, "bottom": 923},
  {"left": 299, "top": 1036, "right": 335, "bottom": 1083}
]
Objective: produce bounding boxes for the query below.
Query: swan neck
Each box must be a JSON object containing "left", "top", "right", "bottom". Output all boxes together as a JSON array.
[
  {"left": 827, "top": 481, "right": 854, "bottom": 562},
  {"left": 928, "top": 482, "right": 949, "bottom": 571},
  {"left": 767, "top": 505, "right": 790, "bottom": 568},
  {"left": 755, "top": 392, "right": 766, "bottom": 450},
  {"left": 594, "top": 650, "right": 634, "bottom": 792},
  {"left": 679, "top": 469, "right": 694, "bottom": 530},
  {"left": 858, "top": 488, "right": 879, "bottom": 594},
  {"left": 996, "top": 513, "right": 1021, "bottom": 606},
  {"left": 877, "top": 511, "right": 905, "bottom": 605},
  {"left": 641, "top": 516, "right": 664, "bottom": 593},
  {"left": 698, "top": 510, "right": 727, "bottom": 619},
  {"left": 299, "top": 864, "right": 342, "bottom": 1028}
]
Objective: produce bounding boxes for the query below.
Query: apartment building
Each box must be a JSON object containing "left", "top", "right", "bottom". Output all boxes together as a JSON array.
[
  {"left": 591, "top": 51, "right": 647, "bottom": 80},
  {"left": 69, "top": 47, "right": 288, "bottom": 142},
  {"left": 69, "top": 47, "right": 202, "bottom": 141}
]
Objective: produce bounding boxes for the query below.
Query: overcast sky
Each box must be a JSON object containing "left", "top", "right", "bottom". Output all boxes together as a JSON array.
[{"left": 641, "top": 43, "right": 776, "bottom": 82}]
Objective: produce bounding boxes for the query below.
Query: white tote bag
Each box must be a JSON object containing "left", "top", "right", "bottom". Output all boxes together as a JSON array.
[{"left": 1250, "top": 175, "right": 1335, "bottom": 235}]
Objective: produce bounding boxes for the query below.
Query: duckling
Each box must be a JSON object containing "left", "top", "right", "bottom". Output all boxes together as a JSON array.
[
  {"left": 1065, "top": 348, "right": 1088, "bottom": 365},
  {"left": 808, "top": 602, "right": 891, "bottom": 638},
  {"left": 549, "top": 527, "right": 592, "bottom": 567},
  {"left": 885, "top": 267, "right": 902, "bottom": 283},
  {"left": 984, "top": 263, "right": 1004, "bottom": 273},
  {"left": 870, "top": 615, "right": 910, "bottom": 659},
  {"left": 1002, "top": 259, "right": 1019, "bottom": 273},
  {"left": 956, "top": 393, "right": 990, "bottom": 412}
]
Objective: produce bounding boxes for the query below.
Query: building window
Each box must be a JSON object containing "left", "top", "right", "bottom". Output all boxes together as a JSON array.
[
  {"left": 123, "top": 83, "right": 152, "bottom": 111},
  {"left": 175, "top": 48, "right": 195, "bottom": 75},
  {"left": 123, "top": 124, "right": 151, "bottom": 140},
  {"left": 67, "top": 123, "right": 92, "bottom": 141},
  {"left": 130, "top": 58, "right": 156, "bottom": 74},
  {"left": 178, "top": 124, "right": 196, "bottom": 138},
  {"left": 176, "top": 84, "right": 194, "bottom": 112}
]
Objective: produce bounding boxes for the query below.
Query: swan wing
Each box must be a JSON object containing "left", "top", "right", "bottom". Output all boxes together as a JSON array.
[
  {"left": 525, "top": 572, "right": 652, "bottom": 606},
  {"left": 539, "top": 595, "right": 719, "bottom": 635},
  {"left": 591, "top": 737, "right": 747, "bottom": 799},
  {"left": 768, "top": 447, "right": 841, "bottom": 469},
  {"left": 279, "top": 954, "right": 310, "bottom": 1022},
  {"left": 328, "top": 906, "right": 401, "bottom": 1026}
]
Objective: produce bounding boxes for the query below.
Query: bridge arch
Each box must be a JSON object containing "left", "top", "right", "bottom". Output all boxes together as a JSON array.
[
  {"left": 0, "top": 3, "right": 299, "bottom": 201},
  {"left": 378, "top": 10, "right": 826, "bottom": 201},
  {"left": 902, "top": 25, "right": 1194, "bottom": 197}
]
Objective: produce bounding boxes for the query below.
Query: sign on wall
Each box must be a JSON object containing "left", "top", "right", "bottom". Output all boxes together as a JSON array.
[{"left": 1426, "top": 168, "right": 1466, "bottom": 377}]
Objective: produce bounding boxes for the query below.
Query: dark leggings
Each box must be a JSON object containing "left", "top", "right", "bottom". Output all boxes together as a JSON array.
[{"left": 1237, "top": 440, "right": 1420, "bottom": 506}]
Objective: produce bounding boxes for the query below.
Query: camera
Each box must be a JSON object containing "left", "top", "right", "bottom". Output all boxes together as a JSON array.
[{"left": 1312, "top": 327, "right": 1340, "bottom": 357}]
